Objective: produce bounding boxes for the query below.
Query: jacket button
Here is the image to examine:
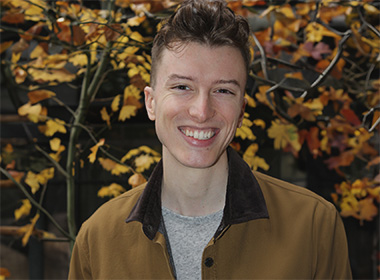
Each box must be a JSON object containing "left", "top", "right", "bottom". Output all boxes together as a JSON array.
[{"left": 204, "top": 257, "right": 214, "bottom": 267}]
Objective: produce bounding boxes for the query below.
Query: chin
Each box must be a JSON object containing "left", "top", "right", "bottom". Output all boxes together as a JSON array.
[{"left": 176, "top": 151, "right": 222, "bottom": 169}]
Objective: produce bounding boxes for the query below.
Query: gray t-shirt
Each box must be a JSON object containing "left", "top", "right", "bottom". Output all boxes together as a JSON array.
[{"left": 162, "top": 206, "right": 223, "bottom": 280}]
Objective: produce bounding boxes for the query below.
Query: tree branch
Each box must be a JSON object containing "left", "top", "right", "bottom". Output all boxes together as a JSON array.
[
  {"left": 301, "top": 30, "right": 352, "bottom": 98},
  {"left": 0, "top": 167, "right": 74, "bottom": 241}
]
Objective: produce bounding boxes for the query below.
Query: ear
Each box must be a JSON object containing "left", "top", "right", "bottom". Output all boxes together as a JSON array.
[
  {"left": 144, "top": 86, "right": 156, "bottom": 121},
  {"left": 238, "top": 97, "right": 247, "bottom": 128}
]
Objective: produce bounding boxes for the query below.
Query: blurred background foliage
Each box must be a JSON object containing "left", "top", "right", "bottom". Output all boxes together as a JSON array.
[{"left": 0, "top": 0, "right": 379, "bottom": 279}]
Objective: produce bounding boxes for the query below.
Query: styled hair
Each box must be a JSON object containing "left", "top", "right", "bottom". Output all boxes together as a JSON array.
[{"left": 150, "top": 0, "right": 252, "bottom": 87}]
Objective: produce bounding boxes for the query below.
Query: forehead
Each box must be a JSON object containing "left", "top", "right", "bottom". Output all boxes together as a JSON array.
[{"left": 155, "top": 43, "right": 247, "bottom": 88}]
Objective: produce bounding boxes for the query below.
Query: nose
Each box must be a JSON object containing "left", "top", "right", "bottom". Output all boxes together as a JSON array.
[{"left": 188, "top": 92, "right": 215, "bottom": 122}]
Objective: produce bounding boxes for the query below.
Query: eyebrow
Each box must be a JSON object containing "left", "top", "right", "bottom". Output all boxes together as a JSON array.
[
  {"left": 167, "top": 74, "right": 241, "bottom": 88},
  {"left": 214, "top": 79, "right": 241, "bottom": 88},
  {"left": 167, "top": 74, "right": 195, "bottom": 82}
]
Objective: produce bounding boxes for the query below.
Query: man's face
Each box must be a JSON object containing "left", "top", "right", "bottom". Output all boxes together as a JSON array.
[{"left": 144, "top": 42, "right": 247, "bottom": 169}]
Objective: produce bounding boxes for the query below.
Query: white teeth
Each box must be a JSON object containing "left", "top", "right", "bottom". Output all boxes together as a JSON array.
[{"left": 181, "top": 128, "right": 215, "bottom": 140}]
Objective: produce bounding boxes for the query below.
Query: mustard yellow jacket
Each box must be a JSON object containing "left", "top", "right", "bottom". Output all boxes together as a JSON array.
[{"left": 69, "top": 148, "right": 352, "bottom": 279}]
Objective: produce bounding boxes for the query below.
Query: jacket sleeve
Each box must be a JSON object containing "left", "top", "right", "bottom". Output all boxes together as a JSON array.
[
  {"left": 313, "top": 203, "right": 352, "bottom": 279},
  {"left": 68, "top": 227, "right": 92, "bottom": 280}
]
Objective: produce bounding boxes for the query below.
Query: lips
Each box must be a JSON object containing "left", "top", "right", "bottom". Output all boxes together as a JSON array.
[{"left": 179, "top": 127, "right": 216, "bottom": 140}]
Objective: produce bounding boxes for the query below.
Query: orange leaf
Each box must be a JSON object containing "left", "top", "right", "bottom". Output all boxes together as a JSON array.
[
  {"left": 325, "top": 151, "right": 355, "bottom": 169},
  {"left": 367, "top": 156, "right": 380, "bottom": 169},
  {"left": 128, "top": 173, "right": 147, "bottom": 188},
  {"left": 299, "top": 127, "right": 321, "bottom": 158},
  {"left": 284, "top": 72, "right": 303, "bottom": 80},
  {"left": 72, "top": 25, "right": 86, "bottom": 46},
  {"left": 358, "top": 198, "right": 378, "bottom": 222},
  {"left": 340, "top": 108, "right": 361, "bottom": 126},
  {"left": 1, "top": 11, "right": 25, "bottom": 24},
  {"left": 104, "top": 24, "right": 123, "bottom": 42},
  {"left": 27, "top": 90, "right": 56, "bottom": 104},
  {"left": 98, "top": 158, "right": 130, "bottom": 176},
  {"left": 11, "top": 38, "right": 29, "bottom": 54},
  {"left": 0, "top": 41, "right": 14, "bottom": 54},
  {"left": 0, "top": 267, "right": 11, "bottom": 278}
]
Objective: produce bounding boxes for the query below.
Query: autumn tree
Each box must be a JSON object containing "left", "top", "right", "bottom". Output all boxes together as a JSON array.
[
  {"left": 0, "top": 0, "right": 172, "bottom": 252},
  {"left": 0, "top": 0, "right": 379, "bottom": 278}
]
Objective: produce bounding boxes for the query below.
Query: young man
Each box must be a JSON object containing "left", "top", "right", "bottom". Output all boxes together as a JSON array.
[{"left": 69, "top": 0, "right": 352, "bottom": 279}]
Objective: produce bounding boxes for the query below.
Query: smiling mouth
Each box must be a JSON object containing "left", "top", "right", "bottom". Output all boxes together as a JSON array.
[{"left": 179, "top": 128, "right": 216, "bottom": 140}]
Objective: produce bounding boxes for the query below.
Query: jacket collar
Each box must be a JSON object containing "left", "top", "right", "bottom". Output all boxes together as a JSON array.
[{"left": 126, "top": 147, "right": 269, "bottom": 240}]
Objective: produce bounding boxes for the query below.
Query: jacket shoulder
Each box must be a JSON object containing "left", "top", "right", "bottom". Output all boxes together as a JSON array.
[
  {"left": 80, "top": 183, "right": 147, "bottom": 231},
  {"left": 253, "top": 171, "right": 336, "bottom": 212}
]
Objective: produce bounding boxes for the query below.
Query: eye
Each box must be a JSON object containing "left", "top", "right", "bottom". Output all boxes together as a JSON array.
[
  {"left": 216, "top": 88, "right": 235, "bottom": 95},
  {"left": 173, "top": 85, "right": 190, "bottom": 91}
]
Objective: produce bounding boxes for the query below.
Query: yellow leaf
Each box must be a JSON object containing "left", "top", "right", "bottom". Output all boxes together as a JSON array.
[
  {"left": 27, "top": 89, "right": 56, "bottom": 104},
  {"left": 88, "top": 139, "right": 105, "bottom": 163},
  {"left": 236, "top": 126, "right": 256, "bottom": 140},
  {"left": 235, "top": 114, "right": 256, "bottom": 140},
  {"left": 253, "top": 119, "right": 266, "bottom": 129},
  {"left": 130, "top": 31, "right": 144, "bottom": 43},
  {"left": 98, "top": 183, "right": 126, "bottom": 198},
  {"left": 242, "top": 144, "right": 270, "bottom": 171},
  {"left": 267, "top": 120, "right": 301, "bottom": 151},
  {"left": 304, "top": 98, "right": 323, "bottom": 114},
  {"left": 25, "top": 171, "right": 40, "bottom": 194},
  {"left": 305, "top": 22, "right": 340, "bottom": 43},
  {"left": 128, "top": 173, "right": 147, "bottom": 188},
  {"left": 98, "top": 157, "right": 130, "bottom": 175},
  {"left": 245, "top": 93, "right": 256, "bottom": 108},
  {"left": 24, "top": 0, "right": 47, "bottom": 21},
  {"left": 278, "top": 5, "right": 295, "bottom": 19},
  {"left": 17, "top": 102, "right": 42, "bottom": 123},
  {"left": 30, "top": 44, "right": 47, "bottom": 59},
  {"left": 36, "top": 167, "right": 54, "bottom": 185},
  {"left": 138, "top": 146, "right": 161, "bottom": 157},
  {"left": 111, "top": 95, "right": 121, "bottom": 112},
  {"left": 20, "top": 214, "right": 40, "bottom": 247},
  {"left": 100, "top": 107, "right": 111, "bottom": 126},
  {"left": 68, "top": 52, "right": 89, "bottom": 67},
  {"left": 124, "top": 84, "right": 141, "bottom": 99},
  {"left": 49, "top": 144, "right": 65, "bottom": 162},
  {"left": 25, "top": 168, "right": 54, "bottom": 193},
  {"left": 14, "top": 199, "right": 32, "bottom": 221},
  {"left": 11, "top": 52, "right": 21, "bottom": 63},
  {"left": 127, "top": 15, "right": 146, "bottom": 27},
  {"left": 49, "top": 138, "right": 61, "bottom": 151},
  {"left": 367, "top": 187, "right": 380, "bottom": 202},
  {"left": 121, "top": 148, "right": 140, "bottom": 162},
  {"left": 119, "top": 105, "right": 137, "bottom": 121},
  {"left": 364, "top": 3, "right": 380, "bottom": 15},
  {"left": 340, "top": 194, "right": 359, "bottom": 217},
  {"left": 42, "top": 231, "right": 56, "bottom": 240},
  {"left": 28, "top": 68, "right": 76, "bottom": 83},
  {"left": 135, "top": 154, "right": 155, "bottom": 172},
  {"left": 41, "top": 119, "right": 67, "bottom": 137}
]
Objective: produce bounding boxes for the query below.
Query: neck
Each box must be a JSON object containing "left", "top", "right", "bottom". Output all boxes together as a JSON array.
[{"left": 161, "top": 148, "right": 228, "bottom": 217}]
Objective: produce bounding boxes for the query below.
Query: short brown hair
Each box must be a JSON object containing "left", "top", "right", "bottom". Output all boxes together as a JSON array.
[{"left": 150, "top": 0, "right": 251, "bottom": 87}]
